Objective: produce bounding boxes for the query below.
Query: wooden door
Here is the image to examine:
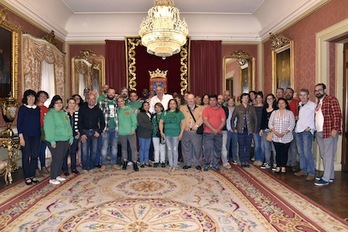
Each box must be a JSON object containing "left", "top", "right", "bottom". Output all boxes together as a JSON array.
[{"left": 342, "top": 43, "right": 348, "bottom": 172}]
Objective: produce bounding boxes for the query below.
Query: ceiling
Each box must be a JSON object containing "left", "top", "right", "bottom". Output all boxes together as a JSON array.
[{"left": 3, "top": 0, "right": 329, "bottom": 42}]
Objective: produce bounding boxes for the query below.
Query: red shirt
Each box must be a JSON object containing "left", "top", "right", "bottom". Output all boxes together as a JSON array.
[
  {"left": 319, "top": 95, "right": 342, "bottom": 138},
  {"left": 202, "top": 106, "right": 226, "bottom": 133},
  {"left": 288, "top": 98, "right": 299, "bottom": 117},
  {"left": 38, "top": 105, "right": 49, "bottom": 127}
]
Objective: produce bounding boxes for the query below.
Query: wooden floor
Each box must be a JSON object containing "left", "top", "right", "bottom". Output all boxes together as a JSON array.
[{"left": 1, "top": 164, "right": 348, "bottom": 221}]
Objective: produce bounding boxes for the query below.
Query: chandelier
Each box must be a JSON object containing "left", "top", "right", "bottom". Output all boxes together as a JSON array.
[{"left": 139, "top": 0, "right": 189, "bottom": 58}]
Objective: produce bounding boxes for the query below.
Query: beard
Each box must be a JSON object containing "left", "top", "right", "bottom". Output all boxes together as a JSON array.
[
  {"left": 315, "top": 93, "right": 324, "bottom": 99},
  {"left": 107, "top": 95, "right": 115, "bottom": 100},
  {"left": 285, "top": 95, "right": 292, "bottom": 100}
]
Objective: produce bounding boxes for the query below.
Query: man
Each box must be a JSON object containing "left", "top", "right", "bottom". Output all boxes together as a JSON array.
[
  {"left": 276, "top": 87, "right": 284, "bottom": 99},
  {"left": 120, "top": 87, "right": 130, "bottom": 104},
  {"left": 99, "top": 88, "right": 119, "bottom": 171},
  {"left": 217, "top": 94, "right": 230, "bottom": 168},
  {"left": 149, "top": 84, "right": 173, "bottom": 113},
  {"left": 285, "top": 87, "right": 299, "bottom": 171},
  {"left": 314, "top": 83, "right": 342, "bottom": 186},
  {"left": 294, "top": 89, "right": 316, "bottom": 181},
  {"left": 202, "top": 95, "right": 226, "bottom": 171},
  {"left": 78, "top": 93, "right": 105, "bottom": 172},
  {"left": 97, "top": 84, "right": 109, "bottom": 102},
  {"left": 117, "top": 96, "right": 139, "bottom": 171},
  {"left": 180, "top": 93, "right": 204, "bottom": 170},
  {"left": 36, "top": 90, "right": 50, "bottom": 177},
  {"left": 127, "top": 90, "right": 143, "bottom": 113}
]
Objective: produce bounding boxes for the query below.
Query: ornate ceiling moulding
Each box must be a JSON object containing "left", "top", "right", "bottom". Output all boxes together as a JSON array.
[
  {"left": 42, "top": 30, "right": 60, "bottom": 50},
  {"left": 0, "top": 8, "right": 21, "bottom": 32},
  {"left": 269, "top": 33, "right": 290, "bottom": 51}
]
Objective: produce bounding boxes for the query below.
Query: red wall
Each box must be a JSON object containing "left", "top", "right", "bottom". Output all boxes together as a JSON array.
[{"left": 263, "top": 0, "right": 348, "bottom": 96}]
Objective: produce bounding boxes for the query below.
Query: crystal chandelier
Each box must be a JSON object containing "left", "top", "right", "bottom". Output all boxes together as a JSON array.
[{"left": 139, "top": 0, "right": 189, "bottom": 58}]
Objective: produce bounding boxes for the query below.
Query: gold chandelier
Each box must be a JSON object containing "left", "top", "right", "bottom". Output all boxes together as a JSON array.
[{"left": 139, "top": 0, "right": 189, "bottom": 58}]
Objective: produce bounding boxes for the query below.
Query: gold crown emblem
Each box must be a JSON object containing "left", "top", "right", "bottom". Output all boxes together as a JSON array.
[{"left": 149, "top": 69, "right": 168, "bottom": 78}]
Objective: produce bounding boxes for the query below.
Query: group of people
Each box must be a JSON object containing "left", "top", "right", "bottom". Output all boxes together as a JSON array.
[{"left": 17, "top": 82, "right": 341, "bottom": 187}]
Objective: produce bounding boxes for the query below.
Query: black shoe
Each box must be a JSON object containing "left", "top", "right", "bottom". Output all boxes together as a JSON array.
[
  {"left": 154, "top": 163, "right": 159, "bottom": 167},
  {"left": 161, "top": 162, "right": 166, "bottom": 168},
  {"left": 195, "top": 166, "right": 201, "bottom": 170},
  {"left": 94, "top": 164, "right": 102, "bottom": 168},
  {"left": 145, "top": 163, "right": 152, "bottom": 167},
  {"left": 72, "top": 170, "right": 80, "bottom": 175},
  {"left": 64, "top": 171, "right": 70, "bottom": 176},
  {"left": 133, "top": 162, "right": 139, "bottom": 172},
  {"left": 25, "top": 178, "right": 32, "bottom": 185},
  {"left": 183, "top": 165, "right": 191, "bottom": 170},
  {"left": 140, "top": 164, "right": 145, "bottom": 168},
  {"left": 31, "top": 177, "right": 39, "bottom": 184},
  {"left": 122, "top": 161, "right": 127, "bottom": 170}
]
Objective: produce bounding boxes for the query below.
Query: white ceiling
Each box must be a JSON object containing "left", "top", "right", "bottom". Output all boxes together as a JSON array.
[{"left": 3, "top": 0, "right": 329, "bottom": 42}]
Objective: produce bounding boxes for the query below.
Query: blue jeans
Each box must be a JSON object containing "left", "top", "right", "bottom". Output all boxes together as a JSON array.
[
  {"left": 253, "top": 133, "right": 264, "bottom": 162},
  {"left": 95, "top": 135, "right": 103, "bottom": 166},
  {"left": 62, "top": 138, "right": 79, "bottom": 172},
  {"left": 101, "top": 129, "right": 118, "bottom": 165},
  {"left": 203, "top": 133, "right": 222, "bottom": 168},
  {"left": 226, "top": 131, "right": 238, "bottom": 162},
  {"left": 81, "top": 129, "right": 98, "bottom": 170},
  {"left": 166, "top": 136, "right": 179, "bottom": 167},
  {"left": 238, "top": 132, "right": 253, "bottom": 163},
  {"left": 296, "top": 131, "right": 315, "bottom": 176},
  {"left": 262, "top": 130, "right": 276, "bottom": 166},
  {"left": 139, "top": 137, "right": 151, "bottom": 164}
]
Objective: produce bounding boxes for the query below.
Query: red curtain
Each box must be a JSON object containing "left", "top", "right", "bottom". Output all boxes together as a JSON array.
[
  {"left": 190, "top": 40, "right": 222, "bottom": 96},
  {"left": 105, "top": 40, "right": 126, "bottom": 92}
]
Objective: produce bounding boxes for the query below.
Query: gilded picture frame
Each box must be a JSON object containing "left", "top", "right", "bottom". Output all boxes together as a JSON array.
[
  {"left": 271, "top": 33, "right": 294, "bottom": 92},
  {"left": 0, "top": 9, "right": 20, "bottom": 101}
]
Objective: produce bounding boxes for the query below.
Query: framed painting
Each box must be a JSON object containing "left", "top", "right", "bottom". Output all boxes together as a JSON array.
[
  {"left": 271, "top": 33, "right": 294, "bottom": 92},
  {"left": 0, "top": 9, "right": 19, "bottom": 100}
]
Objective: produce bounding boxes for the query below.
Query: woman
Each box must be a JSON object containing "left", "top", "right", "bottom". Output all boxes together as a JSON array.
[
  {"left": 152, "top": 102, "right": 165, "bottom": 168},
  {"left": 226, "top": 97, "right": 238, "bottom": 165},
  {"left": 201, "top": 94, "right": 209, "bottom": 108},
  {"left": 17, "top": 89, "right": 41, "bottom": 185},
  {"left": 268, "top": 98, "right": 295, "bottom": 174},
  {"left": 159, "top": 99, "right": 184, "bottom": 171},
  {"left": 231, "top": 93, "right": 257, "bottom": 168},
  {"left": 62, "top": 97, "right": 80, "bottom": 176},
  {"left": 137, "top": 101, "right": 153, "bottom": 168},
  {"left": 72, "top": 94, "right": 83, "bottom": 111},
  {"left": 44, "top": 95, "right": 73, "bottom": 185},
  {"left": 253, "top": 92, "right": 265, "bottom": 166},
  {"left": 260, "top": 94, "right": 278, "bottom": 169}
]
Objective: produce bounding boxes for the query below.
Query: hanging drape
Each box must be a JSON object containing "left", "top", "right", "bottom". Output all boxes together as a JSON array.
[
  {"left": 189, "top": 40, "right": 222, "bottom": 96},
  {"left": 105, "top": 40, "right": 126, "bottom": 91},
  {"left": 22, "top": 34, "right": 65, "bottom": 100}
]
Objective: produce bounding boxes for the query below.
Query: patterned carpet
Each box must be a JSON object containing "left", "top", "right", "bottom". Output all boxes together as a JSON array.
[{"left": 1, "top": 165, "right": 347, "bottom": 231}]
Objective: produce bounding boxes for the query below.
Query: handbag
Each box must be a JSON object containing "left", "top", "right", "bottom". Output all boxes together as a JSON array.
[
  {"left": 266, "top": 131, "right": 273, "bottom": 142},
  {"left": 187, "top": 105, "right": 203, "bottom": 134}
]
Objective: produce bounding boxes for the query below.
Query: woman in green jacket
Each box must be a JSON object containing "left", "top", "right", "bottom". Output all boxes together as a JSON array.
[{"left": 44, "top": 95, "right": 73, "bottom": 185}]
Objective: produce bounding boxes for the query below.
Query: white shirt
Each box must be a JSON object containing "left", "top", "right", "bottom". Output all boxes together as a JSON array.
[
  {"left": 295, "top": 100, "right": 316, "bottom": 134},
  {"left": 149, "top": 94, "right": 173, "bottom": 113},
  {"left": 315, "top": 98, "right": 324, "bottom": 132}
]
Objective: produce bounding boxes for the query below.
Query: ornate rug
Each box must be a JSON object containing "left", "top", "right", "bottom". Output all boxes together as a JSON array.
[{"left": 1, "top": 165, "right": 347, "bottom": 231}]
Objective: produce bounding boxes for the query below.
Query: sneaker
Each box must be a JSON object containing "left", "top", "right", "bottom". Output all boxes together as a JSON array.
[
  {"left": 49, "top": 179, "right": 60, "bottom": 185},
  {"left": 261, "top": 163, "right": 270, "bottom": 169},
  {"left": 315, "top": 176, "right": 334, "bottom": 182},
  {"left": 231, "top": 160, "right": 238, "bottom": 165},
  {"left": 161, "top": 162, "right": 166, "bottom": 168},
  {"left": 56, "top": 176, "right": 66, "bottom": 182},
  {"left": 314, "top": 178, "right": 329, "bottom": 186},
  {"left": 306, "top": 175, "right": 315, "bottom": 181},
  {"left": 204, "top": 166, "right": 209, "bottom": 171},
  {"left": 82, "top": 169, "right": 89, "bottom": 174},
  {"left": 294, "top": 170, "right": 307, "bottom": 176},
  {"left": 223, "top": 164, "right": 231, "bottom": 169}
]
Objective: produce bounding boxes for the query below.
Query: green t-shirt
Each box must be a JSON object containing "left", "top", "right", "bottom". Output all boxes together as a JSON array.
[
  {"left": 163, "top": 111, "right": 184, "bottom": 137},
  {"left": 108, "top": 101, "right": 116, "bottom": 129}
]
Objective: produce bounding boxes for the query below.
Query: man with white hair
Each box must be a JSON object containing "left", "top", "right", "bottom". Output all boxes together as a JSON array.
[{"left": 149, "top": 84, "right": 173, "bottom": 113}]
